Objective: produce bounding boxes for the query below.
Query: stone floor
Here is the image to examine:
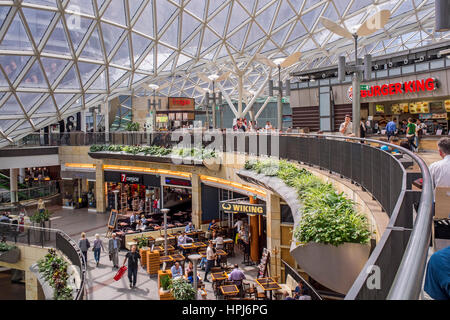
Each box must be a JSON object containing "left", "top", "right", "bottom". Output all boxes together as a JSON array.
[{"left": 42, "top": 206, "right": 260, "bottom": 300}]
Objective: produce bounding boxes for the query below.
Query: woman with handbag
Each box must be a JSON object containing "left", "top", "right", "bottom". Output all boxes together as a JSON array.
[{"left": 78, "top": 232, "right": 91, "bottom": 266}]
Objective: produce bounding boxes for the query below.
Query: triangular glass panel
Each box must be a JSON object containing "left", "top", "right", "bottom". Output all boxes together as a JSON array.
[
  {"left": 228, "top": 4, "right": 250, "bottom": 32},
  {"left": 245, "top": 23, "right": 266, "bottom": 47},
  {"left": 22, "top": 0, "right": 57, "bottom": 8},
  {"left": 0, "top": 95, "right": 22, "bottom": 115},
  {"left": 0, "top": 6, "right": 11, "bottom": 29},
  {"left": 16, "top": 92, "right": 44, "bottom": 113},
  {"left": 101, "top": 22, "right": 126, "bottom": 56},
  {"left": 15, "top": 120, "right": 32, "bottom": 132},
  {"left": 103, "top": 0, "right": 127, "bottom": 26},
  {"left": 0, "top": 14, "right": 33, "bottom": 51},
  {"left": 79, "top": 26, "right": 104, "bottom": 61},
  {"left": 182, "top": 31, "right": 201, "bottom": 56},
  {"left": 131, "top": 33, "right": 153, "bottom": 64},
  {"left": 129, "top": 0, "right": 145, "bottom": 20},
  {"left": 118, "top": 76, "right": 130, "bottom": 88},
  {"left": 257, "top": 0, "right": 273, "bottom": 11},
  {"left": 77, "top": 62, "right": 102, "bottom": 87},
  {"left": 160, "top": 15, "right": 180, "bottom": 48},
  {"left": 42, "top": 18, "right": 71, "bottom": 55},
  {"left": 65, "top": 15, "right": 93, "bottom": 51},
  {"left": 133, "top": 1, "right": 154, "bottom": 37},
  {"left": 66, "top": 0, "right": 94, "bottom": 16},
  {"left": 58, "top": 65, "right": 80, "bottom": 89},
  {"left": 185, "top": 0, "right": 206, "bottom": 19},
  {"left": 137, "top": 48, "right": 154, "bottom": 72},
  {"left": 41, "top": 57, "right": 70, "bottom": 84},
  {"left": 0, "top": 119, "right": 17, "bottom": 132},
  {"left": 19, "top": 60, "right": 47, "bottom": 89},
  {"left": 31, "top": 117, "right": 50, "bottom": 127},
  {"left": 227, "top": 25, "right": 248, "bottom": 51},
  {"left": 181, "top": 12, "right": 201, "bottom": 43},
  {"left": 22, "top": 8, "right": 56, "bottom": 47},
  {"left": 0, "top": 68, "right": 8, "bottom": 87},
  {"left": 301, "top": 6, "right": 324, "bottom": 32},
  {"left": 109, "top": 67, "right": 128, "bottom": 87},
  {"left": 330, "top": 0, "right": 350, "bottom": 17},
  {"left": 208, "top": 5, "right": 228, "bottom": 37},
  {"left": 274, "top": 0, "right": 296, "bottom": 29},
  {"left": 158, "top": 3, "right": 179, "bottom": 30},
  {"left": 176, "top": 53, "right": 191, "bottom": 68},
  {"left": 201, "top": 27, "right": 220, "bottom": 53},
  {"left": 86, "top": 70, "right": 107, "bottom": 90},
  {"left": 111, "top": 37, "right": 131, "bottom": 67},
  {"left": 131, "top": 73, "right": 147, "bottom": 86},
  {"left": 34, "top": 95, "right": 56, "bottom": 114},
  {"left": 286, "top": 20, "right": 307, "bottom": 44},
  {"left": 300, "top": 38, "right": 316, "bottom": 52},
  {"left": 54, "top": 93, "right": 76, "bottom": 111}
]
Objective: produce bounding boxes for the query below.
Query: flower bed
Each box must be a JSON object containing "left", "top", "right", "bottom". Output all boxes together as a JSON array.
[
  {"left": 244, "top": 159, "right": 371, "bottom": 246},
  {"left": 37, "top": 249, "right": 73, "bottom": 300}
]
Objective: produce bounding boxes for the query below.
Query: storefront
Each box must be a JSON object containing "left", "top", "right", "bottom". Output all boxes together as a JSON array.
[
  {"left": 60, "top": 170, "right": 95, "bottom": 210},
  {"left": 291, "top": 65, "right": 450, "bottom": 136}
]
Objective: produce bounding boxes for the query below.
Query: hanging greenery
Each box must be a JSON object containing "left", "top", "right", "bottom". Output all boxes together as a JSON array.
[{"left": 244, "top": 159, "right": 371, "bottom": 247}]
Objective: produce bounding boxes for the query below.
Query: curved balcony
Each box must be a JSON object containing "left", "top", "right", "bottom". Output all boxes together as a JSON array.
[{"left": 13, "top": 130, "right": 433, "bottom": 300}]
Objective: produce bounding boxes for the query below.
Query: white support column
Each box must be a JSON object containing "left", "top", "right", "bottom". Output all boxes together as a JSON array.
[
  {"left": 10, "top": 168, "right": 18, "bottom": 204},
  {"left": 238, "top": 74, "right": 243, "bottom": 118},
  {"left": 19, "top": 168, "right": 25, "bottom": 184},
  {"left": 104, "top": 100, "right": 110, "bottom": 143},
  {"left": 81, "top": 109, "right": 86, "bottom": 133}
]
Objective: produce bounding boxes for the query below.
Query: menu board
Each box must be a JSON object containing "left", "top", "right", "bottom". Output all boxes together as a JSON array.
[
  {"left": 409, "top": 103, "right": 420, "bottom": 114},
  {"left": 422, "top": 102, "right": 430, "bottom": 113},
  {"left": 391, "top": 104, "right": 401, "bottom": 114},
  {"left": 445, "top": 100, "right": 450, "bottom": 112},
  {"left": 400, "top": 103, "right": 409, "bottom": 113},
  {"left": 156, "top": 116, "right": 168, "bottom": 123},
  {"left": 376, "top": 105, "right": 385, "bottom": 113},
  {"left": 108, "top": 209, "right": 118, "bottom": 229},
  {"left": 257, "top": 248, "right": 270, "bottom": 279}
]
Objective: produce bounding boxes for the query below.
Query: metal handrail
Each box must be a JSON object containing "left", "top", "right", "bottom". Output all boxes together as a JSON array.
[
  {"left": 0, "top": 222, "right": 86, "bottom": 300},
  {"left": 282, "top": 133, "right": 433, "bottom": 300}
]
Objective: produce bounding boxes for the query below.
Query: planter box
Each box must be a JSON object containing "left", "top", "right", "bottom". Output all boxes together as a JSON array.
[
  {"left": 290, "top": 242, "right": 370, "bottom": 295},
  {"left": 0, "top": 247, "right": 21, "bottom": 264}
]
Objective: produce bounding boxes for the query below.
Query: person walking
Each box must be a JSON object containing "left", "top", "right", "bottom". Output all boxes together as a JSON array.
[
  {"left": 78, "top": 232, "right": 90, "bottom": 266},
  {"left": 339, "top": 115, "right": 353, "bottom": 136},
  {"left": 203, "top": 241, "right": 216, "bottom": 283},
  {"left": 108, "top": 233, "right": 121, "bottom": 269},
  {"left": 122, "top": 244, "right": 141, "bottom": 289},
  {"left": 406, "top": 118, "right": 418, "bottom": 152},
  {"left": 385, "top": 119, "right": 397, "bottom": 141},
  {"left": 37, "top": 198, "right": 45, "bottom": 214},
  {"left": 93, "top": 234, "right": 104, "bottom": 267}
]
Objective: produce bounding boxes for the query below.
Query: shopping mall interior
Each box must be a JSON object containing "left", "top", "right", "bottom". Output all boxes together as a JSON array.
[{"left": 0, "top": 0, "right": 449, "bottom": 304}]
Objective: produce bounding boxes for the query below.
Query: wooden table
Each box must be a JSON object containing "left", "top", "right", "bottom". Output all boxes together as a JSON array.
[
  {"left": 198, "top": 250, "right": 207, "bottom": 258},
  {"left": 160, "top": 255, "right": 174, "bottom": 264},
  {"left": 193, "top": 242, "right": 207, "bottom": 248},
  {"left": 157, "top": 245, "right": 175, "bottom": 252},
  {"left": 211, "top": 271, "right": 228, "bottom": 282},
  {"left": 220, "top": 285, "right": 239, "bottom": 297},
  {"left": 216, "top": 249, "right": 227, "bottom": 257},
  {"left": 170, "top": 254, "right": 185, "bottom": 262},
  {"left": 255, "top": 277, "right": 282, "bottom": 300}
]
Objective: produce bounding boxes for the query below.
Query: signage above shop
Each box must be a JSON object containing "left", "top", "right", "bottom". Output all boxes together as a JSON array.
[
  {"left": 168, "top": 97, "right": 195, "bottom": 111},
  {"left": 220, "top": 200, "right": 266, "bottom": 216},
  {"left": 348, "top": 78, "right": 439, "bottom": 101},
  {"left": 120, "top": 173, "right": 142, "bottom": 184},
  {"left": 164, "top": 177, "right": 192, "bottom": 187}
]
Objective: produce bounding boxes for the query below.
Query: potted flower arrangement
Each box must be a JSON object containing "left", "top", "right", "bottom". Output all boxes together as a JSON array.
[
  {"left": 169, "top": 278, "right": 197, "bottom": 300},
  {"left": 37, "top": 249, "right": 73, "bottom": 300}
]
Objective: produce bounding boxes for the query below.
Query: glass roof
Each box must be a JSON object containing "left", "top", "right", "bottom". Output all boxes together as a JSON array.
[{"left": 0, "top": 0, "right": 449, "bottom": 146}]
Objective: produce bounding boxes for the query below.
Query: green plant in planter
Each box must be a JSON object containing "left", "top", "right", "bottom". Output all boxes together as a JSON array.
[
  {"left": 169, "top": 277, "right": 196, "bottom": 300},
  {"left": 126, "top": 122, "right": 140, "bottom": 132},
  {"left": 0, "top": 242, "right": 16, "bottom": 252},
  {"left": 160, "top": 274, "right": 171, "bottom": 291},
  {"left": 30, "top": 209, "right": 52, "bottom": 224},
  {"left": 134, "top": 236, "right": 148, "bottom": 249},
  {"left": 37, "top": 249, "right": 73, "bottom": 300},
  {"left": 245, "top": 159, "right": 371, "bottom": 247}
]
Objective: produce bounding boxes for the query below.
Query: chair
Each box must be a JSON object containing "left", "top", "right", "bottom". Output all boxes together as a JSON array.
[
  {"left": 244, "top": 283, "right": 257, "bottom": 299},
  {"left": 256, "top": 290, "right": 268, "bottom": 300}
]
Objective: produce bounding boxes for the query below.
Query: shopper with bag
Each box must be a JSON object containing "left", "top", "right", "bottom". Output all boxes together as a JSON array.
[
  {"left": 108, "top": 233, "right": 121, "bottom": 269},
  {"left": 78, "top": 232, "right": 90, "bottom": 266},
  {"left": 122, "top": 244, "right": 141, "bottom": 289},
  {"left": 93, "top": 234, "right": 104, "bottom": 267}
]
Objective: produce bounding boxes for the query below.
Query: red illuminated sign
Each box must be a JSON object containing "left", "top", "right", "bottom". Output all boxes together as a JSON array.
[
  {"left": 359, "top": 78, "right": 437, "bottom": 99},
  {"left": 168, "top": 97, "right": 195, "bottom": 110}
]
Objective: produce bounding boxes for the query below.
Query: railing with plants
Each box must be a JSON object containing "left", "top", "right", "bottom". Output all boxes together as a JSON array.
[
  {"left": 0, "top": 222, "right": 86, "bottom": 300},
  {"left": 89, "top": 144, "right": 217, "bottom": 160},
  {"left": 244, "top": 159, "right": 372, "bottom": 247}
]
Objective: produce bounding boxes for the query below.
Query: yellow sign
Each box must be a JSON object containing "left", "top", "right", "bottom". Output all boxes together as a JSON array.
[
  {"left": 220, "top": 202, "right": 266, "bottom": 215},
  {"left": 376, "top": 105, "right": 385, "bottom": 113},
  {"left": 156, "top": 116, "right": 168, "bottom": 123},
  {"left": 391, "top": 104, "right": 401, "bottom": 114},
  {"left": 445, "top": 100, "right": 450, "bottom": 112}
]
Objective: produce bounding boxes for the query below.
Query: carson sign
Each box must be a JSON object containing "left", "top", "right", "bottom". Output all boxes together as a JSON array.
[
  {"left": 348, "top": 78, "right": 438, "bottom": 101},
  {"left": 220, "top": 201, "right": 266, "bottom": 216}
]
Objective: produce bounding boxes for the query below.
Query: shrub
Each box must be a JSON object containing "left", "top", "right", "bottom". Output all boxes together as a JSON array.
[
  {"left": 169, "top": 278, "right": 197, "bottom": 300},
  {"left": 244, "top": 159, "right": 371, "bottom": 246}
]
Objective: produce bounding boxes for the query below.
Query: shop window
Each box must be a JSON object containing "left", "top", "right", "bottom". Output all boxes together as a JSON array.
[
  {"left": 290, "top": 82, "right": 298, "bottom": 90},
  {"left": 319, "top": 79, "right": 330, "bottom": 86},
  {"left": 281, "top": 204, "right": 293, "bottom": 223},
  {"left": 299, "top": 82, "right": 308, "bottom": 88},
  {"left": 330, "top": 77, "right": 339, "bottom": 85},
  {"left": 430, "top": 59, "right": 445, "bottom": 69},
  {"left": 401, "top": 65, "right": 414, "bottom": 74},
  {"left": 376, "top": 69, "right": 388, "bottom": 78},
  {"left": 416, "top": 62, "right": 429, "bottom": 72},
  {"left": 389, "top": 67, "right": 401, "bottom": 76}
]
